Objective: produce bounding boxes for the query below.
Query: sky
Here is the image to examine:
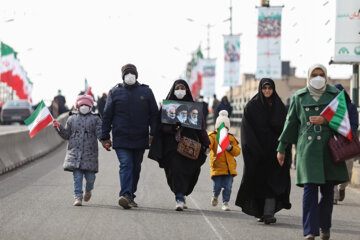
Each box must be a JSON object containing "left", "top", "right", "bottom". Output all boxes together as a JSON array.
[{"left": 0, "top": 0, "right": 353, "bottom": 107}]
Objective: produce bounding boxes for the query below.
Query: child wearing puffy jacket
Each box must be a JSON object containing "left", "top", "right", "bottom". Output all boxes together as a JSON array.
[
  {"left": 53, "top": 95, "right": 102, "bottom": 206},
  {"left": 208, "top": 110, "right": 241, "bottom": 211}
]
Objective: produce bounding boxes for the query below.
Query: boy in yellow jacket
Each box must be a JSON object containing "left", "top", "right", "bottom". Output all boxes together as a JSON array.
[{"left": 208, "top": 110, "right": 241, "bottom": 211}]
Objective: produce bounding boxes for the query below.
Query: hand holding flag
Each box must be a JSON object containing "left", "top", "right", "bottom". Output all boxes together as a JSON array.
[{"left": 320, "top": 91, "right": 352, "bottom": 141}]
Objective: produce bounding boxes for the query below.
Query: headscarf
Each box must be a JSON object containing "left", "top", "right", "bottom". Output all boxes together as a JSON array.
[
  {"left": 165, "top": 79, "right": 194, "bottom": 102},
  {"left": 307, "top": 64, "right": 328, "bottom": 101},
  {"left": 256, "top": 78, "right": 280, "bottom": 111}
]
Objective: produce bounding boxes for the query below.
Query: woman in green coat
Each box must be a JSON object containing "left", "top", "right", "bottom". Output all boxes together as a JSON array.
[{"left": 277, "top": 64, "right": 349, "bottom": 240}]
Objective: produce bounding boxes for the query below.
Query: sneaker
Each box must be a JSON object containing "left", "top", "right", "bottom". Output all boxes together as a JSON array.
[
  {"left": 175, "top": 200, "right": 184, "bottom": 211},
  {"left": 73, "top": 197, "right": 82, "bottom": 206},
  {"left": 129, "top": 199, "right": 138, "bottom": 208},
  {"left": 183, "top": 196, "right": 188, "bottom": 209},
  {"left": 118, "top": 195, "right": 131, "bottom": 209},
  {"left": 320, "top": 228, "right": 330, "bottom": 240},
  {"left": 339, "top": 189, "right": 345, "bottom": 201},
  {"left": 264, "top": 215, "right": 277, "bottom": 224},
  {"left": 211, "top": 196, "right": 218, "bottom": 207},
  {"left": 304, "top": 234, "right": 315, "bottom": 240},
  {"left": 221, "top": 202, "right": 230, "bottom": 211},
  {"left": 83, "top": 191, "right": 92, "bottom": 202}
]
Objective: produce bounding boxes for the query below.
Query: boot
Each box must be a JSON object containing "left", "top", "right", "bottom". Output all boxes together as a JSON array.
[{"left": 320, "top": 228, "right": 330, "bottom": 240}]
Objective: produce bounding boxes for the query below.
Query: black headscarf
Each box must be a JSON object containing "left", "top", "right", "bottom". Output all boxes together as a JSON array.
[{"left": 166, "top": 79, "right": 194, "bottom": 102}]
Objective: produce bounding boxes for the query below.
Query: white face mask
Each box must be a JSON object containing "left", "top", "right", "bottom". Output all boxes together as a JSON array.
[
  {"left": 79, "top": 105, "right": 91, "bottom": 115},
  {"left": 174, "top": 90, "right": 186, "bottom": 99},
  {"left": 124, "top": 73, "right": 136, "bottom": 85},
  {"left": 309, "top": 76, "right": 326, "bottom": 90}
]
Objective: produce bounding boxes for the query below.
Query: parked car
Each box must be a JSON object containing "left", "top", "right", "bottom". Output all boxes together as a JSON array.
[{"left": 0, "top": 100, "right": 33, "bottom": 125}]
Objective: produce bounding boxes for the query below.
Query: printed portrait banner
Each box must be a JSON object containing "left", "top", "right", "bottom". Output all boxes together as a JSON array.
[
  {"left": 256, "top": 7, "right": 282, "bottom": 79},
  {"left": 161, "top": 100, "right": 203, "bottom": 130},
  {"left": 223, "top": 34, "right": 241, "bottom": 86},
  {"left": 201, "top": 58, "right": 216, "bottom": 98},
  {"left": 334, "top": 0, "right": 360, "bottom": 63}
]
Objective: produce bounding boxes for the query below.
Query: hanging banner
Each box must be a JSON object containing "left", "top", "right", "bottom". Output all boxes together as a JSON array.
[
  {"left": 201, "top": 58, "right": 216, "bottom": 97},
  {"left": 223, "top": 34, "right": 240, "bottom": 86},
  {"left": 256, "top": 7, "right": 282, "bottom": 79},
  {"left": 334, "top": 0, "right": 360, "bottom": 63}
]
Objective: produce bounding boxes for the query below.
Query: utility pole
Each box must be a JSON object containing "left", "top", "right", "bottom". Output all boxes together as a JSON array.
[
  {"left": 229, "top": 0, "right": 233, "bottom": 103},
  {"left": 206, "top": 24, "right": 214, "bottom": 59},
  {"left": 353, "top": 64, "right": 359, "bottom": 107}
]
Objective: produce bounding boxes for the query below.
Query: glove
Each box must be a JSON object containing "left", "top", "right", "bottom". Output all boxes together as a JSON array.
[
  {"left": 226, "top": 144, "right": 233, "bottom": 151},
  {"left": 53, "top": 120, "right": 60, "bottom": 129},
  {"left": 101, "top": 140, "right": 112, "bottom": 151}
]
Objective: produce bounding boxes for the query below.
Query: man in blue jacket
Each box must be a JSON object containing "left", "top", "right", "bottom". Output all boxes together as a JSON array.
[{"left": 101, "top": 64, "right": 159, "bottom": 209}]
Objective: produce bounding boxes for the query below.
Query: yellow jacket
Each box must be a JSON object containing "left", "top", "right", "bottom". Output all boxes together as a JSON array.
[{"left": 208, "top": 131, "right": 241, "bottom": 179}]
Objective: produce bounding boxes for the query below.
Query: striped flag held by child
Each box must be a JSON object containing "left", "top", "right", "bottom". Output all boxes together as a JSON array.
[
  {"left": 216, "top": 122, "right": 230, "bottom": 159},
  {"left": 24, "top": 100, "right": 54, "bottom": 138}
]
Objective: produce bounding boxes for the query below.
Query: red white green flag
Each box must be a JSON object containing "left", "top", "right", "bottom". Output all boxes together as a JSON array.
[
  {"left": 320, "top": 90, "right": 352, "bottom": 141},
  {"left": 24, "top": 100, "right": 53, "bottom": 138},
  {"left": 85, "top": 78, "right": 92, "bottom": 96},
  {"left": 216, "top": 122, "right": 230, "bottom": 158}
]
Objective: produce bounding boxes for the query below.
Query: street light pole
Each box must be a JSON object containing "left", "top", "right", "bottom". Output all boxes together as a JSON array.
[
  {"left": 229, "top": 0, "right": 233, "bottom": 103},
  {"left": 353, "top": 64, "right": 359, "bottom": 107}
]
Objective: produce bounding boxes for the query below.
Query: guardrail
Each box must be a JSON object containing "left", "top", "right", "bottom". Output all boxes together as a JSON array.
[{"left": 0, "top": 113, "right": 68, "bottom": 175}]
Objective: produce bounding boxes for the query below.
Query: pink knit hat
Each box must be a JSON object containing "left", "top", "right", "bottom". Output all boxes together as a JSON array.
[{"left": 76, "top": 95, "right": 94, "bottom": 108}]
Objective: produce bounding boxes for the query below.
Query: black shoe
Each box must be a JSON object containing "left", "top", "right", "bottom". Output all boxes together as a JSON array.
[
  {"left": 264, "top": 215, "right": 277, "bottom": 224},
  {"left": 129, "top": 199, "right": 138, "bottom": 208},
  {"left": 339, "top": 189, "right": 345, "bottom": 201}
]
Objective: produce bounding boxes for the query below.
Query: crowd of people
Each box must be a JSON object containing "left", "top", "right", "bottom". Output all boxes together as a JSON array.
[{"left": 51, "top": 63, "right": 357, "bottom": 240}]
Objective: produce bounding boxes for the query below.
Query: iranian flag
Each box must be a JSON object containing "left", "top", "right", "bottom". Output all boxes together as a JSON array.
[
  {"left": 320, "top": 91, "right": 352, "bottom": 141},
  {"left": 24, "top": 101, "right": 53, "bottom": 138},
  {"left": 216, "top": 122, "right": 230, "bottom": 158},
  {"left": 85, "top": 78, "right": 92, "bottom": 96},
  {"left": 1, "top": 42, "right": 32, "bottom": 101}
]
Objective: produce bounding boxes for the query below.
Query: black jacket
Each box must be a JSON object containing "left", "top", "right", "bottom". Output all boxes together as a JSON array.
[{"left": 100, "top": 82, "right": 159, "bottom": 149}]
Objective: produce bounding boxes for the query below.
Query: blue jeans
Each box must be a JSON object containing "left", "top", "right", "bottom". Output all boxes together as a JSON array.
[
  {"left": 212, "top": 175, "right": 234, "bottom": 202},
  {"left": 303, "top": 182, "right": 334, "bottom": 237},
  {"left": 115, "top": 148, "right": 145, "bottom": 199},
  {"left": 73, "top": 169, "right": 96, "bottom": 199}
]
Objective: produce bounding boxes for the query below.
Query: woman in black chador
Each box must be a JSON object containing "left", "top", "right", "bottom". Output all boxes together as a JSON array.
[
  {"left": 148, "top": 79, "right": 210, "bottom": 211},
  {"left": 235, "top": 78, "right": 291, "bottom": 224}
]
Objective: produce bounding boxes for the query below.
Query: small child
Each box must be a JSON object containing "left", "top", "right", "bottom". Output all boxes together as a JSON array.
[
  {"left": 53, "top": 95, "right": 102, "bottom": 206},
  {"left": 208, "top": 110, "right": 241, "bottom": 211}
]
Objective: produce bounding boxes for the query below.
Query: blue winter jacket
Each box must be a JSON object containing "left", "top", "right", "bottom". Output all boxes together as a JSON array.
[{"left": 101, "top": 82, "right": 159, "bottom": 149}]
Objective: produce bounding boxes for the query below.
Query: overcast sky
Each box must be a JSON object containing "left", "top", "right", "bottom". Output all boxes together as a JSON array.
[{"left": 0, "top": 0, "right": 352, "bottom": 107}]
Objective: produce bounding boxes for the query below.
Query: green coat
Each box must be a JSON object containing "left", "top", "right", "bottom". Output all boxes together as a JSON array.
[{"left": 278, "top": 85, "right": 349, "bottom": 186}]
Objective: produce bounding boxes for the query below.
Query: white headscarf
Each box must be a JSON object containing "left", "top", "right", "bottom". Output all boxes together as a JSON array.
[{"left": 307, "top": 64, "right": 328, "bottom": 101}]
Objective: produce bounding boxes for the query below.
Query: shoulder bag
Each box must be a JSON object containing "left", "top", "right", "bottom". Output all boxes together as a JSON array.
[
  {"left": 328, "top": 132, "right": 360, "bottom": 163},
  {"left": 175, "top": 128, "right": 201, "bottom": 160}
]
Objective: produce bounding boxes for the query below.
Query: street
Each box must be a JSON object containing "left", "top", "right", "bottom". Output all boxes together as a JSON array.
[{"left": 0, "top": 143, "right": 359, "bottom": 240}]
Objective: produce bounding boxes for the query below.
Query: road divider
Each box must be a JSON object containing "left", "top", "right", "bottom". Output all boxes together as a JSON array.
[{"left": 0, "top": 113, "right": 68, "bottom": 175}]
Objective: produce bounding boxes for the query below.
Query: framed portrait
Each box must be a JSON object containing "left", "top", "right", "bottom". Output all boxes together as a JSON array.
[{"left": 161, "top": 100, "right": 203, "bottom": 130}]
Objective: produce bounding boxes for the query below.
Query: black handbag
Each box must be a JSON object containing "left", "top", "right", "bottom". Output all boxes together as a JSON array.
[{"left": 328, "top": 132, "right": 360, "bottom": 163}]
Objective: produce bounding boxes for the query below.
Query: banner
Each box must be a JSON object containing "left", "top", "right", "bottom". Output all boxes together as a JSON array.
[
  {"left": 201, "top": 58, "right": 216, "bottom": 97},
  {"left": 223, "top": 34, "right": 240, "bottom": 86},
  {"left": 334, "top": 0, "right": 360, "bottom": 63},
  {"left": 256, "top": 7, "right": 282, "bottom": 79}
]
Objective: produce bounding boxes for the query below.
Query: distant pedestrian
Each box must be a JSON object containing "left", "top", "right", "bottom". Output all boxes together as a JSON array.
[
  {"left": 208, "top": 110, "right": 241, "bottom": 211},
  {"left": 216, "top": 96, "right": 233, "bottom": 118},
  {"left": 54, "top": 89, "right": 68, "bottom": 115},
  {"left": 197, "top": 95, "right": 209, "bottom": 129},
  {"left": 236, "top": 78, "right": 291, "bottom": 224},
  {"left": 212, "top": 94, "right": 220, "bottom": 124},
  {"left": 333, "top": 83, "right": 358, "bottom": 205},
  {"left": 148, "top": 79, "right": 210, "bottom": 211},
  {"left": 100, "top": 63, "right": 158, "bottom": 209},
  {"left": 53, "top": 95, "right": 102, "bottom": 206},
  {"left": 277, "top": 64, "right": 349, "bottom": 240},
  {"left": 97, "top": 93, "right": 107, "bottom": 117}
]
